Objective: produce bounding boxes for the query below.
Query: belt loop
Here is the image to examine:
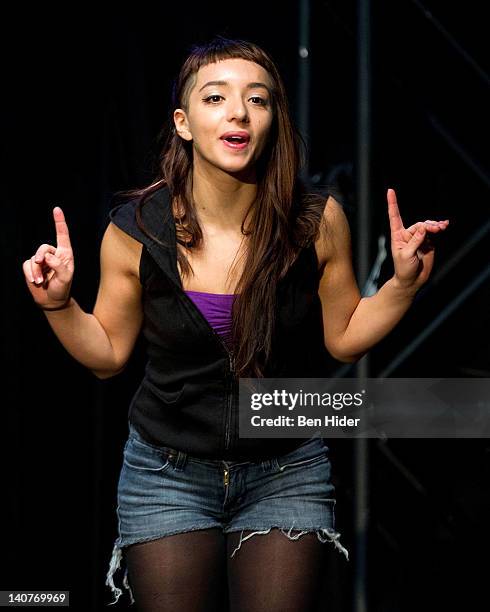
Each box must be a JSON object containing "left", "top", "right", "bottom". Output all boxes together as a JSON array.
[
  {"left": 261, "top": 458, "right": 272, "bottom": 472},
  {"left": 173, "top": 449, "right": 188, "bottom": 471}
]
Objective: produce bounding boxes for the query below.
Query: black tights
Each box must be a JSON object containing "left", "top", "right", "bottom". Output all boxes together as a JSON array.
[{"left": 124, "top": 528, "right": 328, "bottom": 611}]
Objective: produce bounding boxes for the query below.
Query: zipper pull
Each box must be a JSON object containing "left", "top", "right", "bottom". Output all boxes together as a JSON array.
[{"left": 223, "top": 468, "right": 229, "bottom": 487}]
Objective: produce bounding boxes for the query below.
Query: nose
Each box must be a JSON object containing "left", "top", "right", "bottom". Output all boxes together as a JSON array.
[{"left": 226, "top": 97, "right": 249, "bottom": 123}]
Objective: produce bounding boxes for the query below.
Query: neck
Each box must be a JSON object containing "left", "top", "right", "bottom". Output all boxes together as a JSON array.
[{"left": 191, "top": 160, "right": 257, "bottom": 233}]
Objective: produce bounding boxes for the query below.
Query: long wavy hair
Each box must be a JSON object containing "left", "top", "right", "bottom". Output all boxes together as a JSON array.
[{"left": 117, "top": 36, "right": 330, "bottom": 378}]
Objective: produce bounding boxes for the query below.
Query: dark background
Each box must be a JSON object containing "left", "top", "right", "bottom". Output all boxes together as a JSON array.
[{"left": 3, "top": 1, "right": 489, "bottom": 610}]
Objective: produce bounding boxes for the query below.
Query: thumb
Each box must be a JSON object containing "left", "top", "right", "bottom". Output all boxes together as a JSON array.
[
  {"left": 45, "top": 252, "right": 72, "bottom": 283},
  {"left": 405, "top": 224, "right": 426, "bottom": 258}
]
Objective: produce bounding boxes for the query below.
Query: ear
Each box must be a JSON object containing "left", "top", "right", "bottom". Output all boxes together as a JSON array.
[{"left": 173, "top": 108, "right": 193, "bottom": 141}]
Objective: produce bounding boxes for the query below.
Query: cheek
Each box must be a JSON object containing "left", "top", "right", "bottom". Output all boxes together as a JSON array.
[
  {"left": 190, "top": 124, "right": 218, "bottom": 157},
  {"left": 257, "top": 113, "right": 273, "bottom": 137},
  {"left": 189, "top": 110, "right": 222, "bottom": 144},
  {"left": 256, "top": 117, "right": 273, "bottom": 149}
]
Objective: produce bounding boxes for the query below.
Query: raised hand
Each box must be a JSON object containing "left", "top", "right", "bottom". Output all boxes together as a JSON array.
[
  {"left": 387, "top": 188, "right": 449, "bottom": 292},
  {"left": 22, "top": 207, "right": 75, "bottom": 309}
]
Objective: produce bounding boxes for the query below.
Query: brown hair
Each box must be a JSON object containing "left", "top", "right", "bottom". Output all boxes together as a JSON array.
[{"left": 117, "top": 36, "right": 329, "bottom": 378}]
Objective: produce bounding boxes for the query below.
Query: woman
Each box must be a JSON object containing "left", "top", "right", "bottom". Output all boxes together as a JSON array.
[{"left": 23, "top": 37, "right": 448, "bottom": 611}]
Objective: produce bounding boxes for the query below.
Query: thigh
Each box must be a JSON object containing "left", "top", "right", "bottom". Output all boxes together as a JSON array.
[
  {"left": 226, "top": 528, "right": 327, "bottom": 612},
  {"left": 125, "top": 528, "right": 228, "bottom": 612}
]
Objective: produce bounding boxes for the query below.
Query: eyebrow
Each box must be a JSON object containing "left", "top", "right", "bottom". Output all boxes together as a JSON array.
[{"left": 198, "top": 80, "right": 271, "bottom": 93}]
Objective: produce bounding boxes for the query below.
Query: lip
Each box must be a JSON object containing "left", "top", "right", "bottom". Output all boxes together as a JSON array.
[
  {"left": 220, "top": 131, "right": 251, "bottom": 151},
  {"left": 220, "top": 131, "right": 251, "bottom": 142}
]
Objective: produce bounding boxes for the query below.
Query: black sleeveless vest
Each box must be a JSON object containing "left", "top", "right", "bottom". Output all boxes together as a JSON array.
[{"left": 108, "top": 186, "right": 331, "bottom": 460}]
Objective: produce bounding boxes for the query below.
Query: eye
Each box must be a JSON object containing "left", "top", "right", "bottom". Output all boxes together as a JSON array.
[
  {"left": 203, "top": 95, "right": 223, "bottom": 103},
  {"left": 249, "top": 96, "right": 268, "bottom": 105}
]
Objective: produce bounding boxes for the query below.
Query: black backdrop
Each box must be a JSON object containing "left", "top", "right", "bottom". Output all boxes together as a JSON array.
[{"left": 3, "top": 1, "right": 489, "bottom": 610}]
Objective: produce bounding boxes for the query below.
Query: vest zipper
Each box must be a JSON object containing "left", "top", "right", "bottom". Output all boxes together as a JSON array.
[
  {"left": 180, "top": 292, "right": 236, "bottom": 452},
  {"left": 224, "top": 351, "right": 236, "bottom": 451},
  {"left": 156, "top": 264, "right": 237, "bottom": 452}
]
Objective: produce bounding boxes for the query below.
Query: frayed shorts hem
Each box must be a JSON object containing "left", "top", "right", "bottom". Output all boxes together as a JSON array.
[{"left": 105, "top": 523, "right": 349, "bottom": 606}]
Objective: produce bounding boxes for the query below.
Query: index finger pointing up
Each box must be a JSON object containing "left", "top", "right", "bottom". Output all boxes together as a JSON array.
[
  {"left": 387, "top": 188, "right": 404, "bottom": 233},
  {"left": 53, "top": 206, "right": 72, "bottom": 249}
]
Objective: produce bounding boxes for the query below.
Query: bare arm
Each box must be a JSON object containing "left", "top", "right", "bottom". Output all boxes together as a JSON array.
[
  {"left": 90, "top": 223, "right": 144, "bottom": 377},
  {"left": 23, "top": 208, "right": 143, "bottom": 378},
  {"left": 329, "top": 277, "right": 416, "bottom": 363},
  {"left": 317, "top": 197, "right": 362, "bottom": 362},
  {"left": 317, "top": 192, "right": 449, "bottom": 362}
]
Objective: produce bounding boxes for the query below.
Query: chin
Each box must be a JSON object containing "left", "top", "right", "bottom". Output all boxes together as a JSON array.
[
  {"left": 195, "top": 149, "right": 257, "bottom": 179},
  {"left": 214, "top": 159, "right": 256, "bottom": 178}
]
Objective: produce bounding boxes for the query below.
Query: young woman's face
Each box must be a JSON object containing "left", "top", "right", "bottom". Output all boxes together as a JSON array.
[{"left": 174, "top": 58, "right": 274, "bottom": 178}]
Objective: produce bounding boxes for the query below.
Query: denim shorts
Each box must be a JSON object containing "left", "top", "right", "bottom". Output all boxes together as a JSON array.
[{"left": 105, "top": 424, "right": 349, "bottom": 606}]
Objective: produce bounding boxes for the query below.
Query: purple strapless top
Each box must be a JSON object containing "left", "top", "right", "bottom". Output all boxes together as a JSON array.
[{"left": 185, "top": 290, "right": 237, "bottom": 349}]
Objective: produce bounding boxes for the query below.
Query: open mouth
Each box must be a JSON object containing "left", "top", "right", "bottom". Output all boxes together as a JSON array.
[
  {"left": 221, "top": 135, "right": 250, "bottom": 149},
  {"left": 224, "top": 135, "right": 248, "bottom": 143}
]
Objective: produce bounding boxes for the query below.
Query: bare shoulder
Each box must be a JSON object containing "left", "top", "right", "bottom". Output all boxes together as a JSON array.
[
  {"left": 102, "top": 222, "right": 143, "bottom": 281},
  {"left": 314, "top": 195, "right": 352, "bottom": 269}
]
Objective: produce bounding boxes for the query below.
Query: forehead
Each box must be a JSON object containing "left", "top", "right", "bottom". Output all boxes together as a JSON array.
[{"left": 193, "top": 58, "right": 272, "bottom": 90}]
